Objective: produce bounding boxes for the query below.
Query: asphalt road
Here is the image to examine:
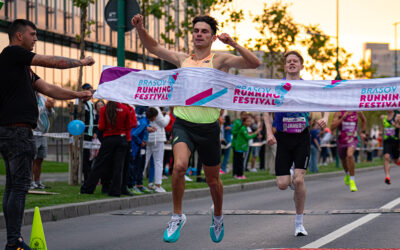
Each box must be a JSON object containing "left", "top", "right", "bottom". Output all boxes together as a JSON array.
[{"left": 2, "top": 165, "right": 400, "bottom": 249}]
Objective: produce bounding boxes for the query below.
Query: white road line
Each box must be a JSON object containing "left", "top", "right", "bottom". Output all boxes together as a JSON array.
[{"left": 302, "top": 197, "right": 400, "bottom": 248}]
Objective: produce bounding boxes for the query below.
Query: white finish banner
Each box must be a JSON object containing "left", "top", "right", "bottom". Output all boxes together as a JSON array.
[{"left": 94, "top": 66, "right": 400, "bottom": 112}]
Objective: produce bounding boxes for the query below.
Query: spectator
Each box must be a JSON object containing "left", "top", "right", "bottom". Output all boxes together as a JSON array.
[
  {"left": 145, "top": 106, "right": 170, "bottom": 193},
  {"left": 93, "top": 99, "right": 105, "bottom": 141},
  {"left": 80, "top": 101, "right": 134, "bottom": 197},
  {"left": 264, "top": 113, "right": 277, "bottom": 175},
  {"left": 81, "top": 83, "right": 96, "bottom": 183},
  {"left": 366, "top": 134, "right": 373, "bottom": 162},
  {"left": 221, "top": 115, "right": 232, "bottom": 173},
  {"left": 31, "top": 93, "right": 55, "bottom": 190},
  {"left": 309, "top": 122, "right": 321, "bottom": 173},
  {"left": 232, "top": 116, "right": 261, "bottom": 179},
  {"left": 320, "top": 128, "right": 332, "bottom": 166},
  {"left": 0, "top": 19, "right": 94, "bottom": 249},
  {"left": 120, "top": 104, "right": 137, "bottom": 196},
  {"left": 128, "top": 107, "right": 158, "bottom": 194},
  {"left": 259, "top": 113, "right": 267, "bottom": 171},
  {"left": 250, "top": 113, "right": 262, "bottom": 172},
  {"left": 163, "top": 107, "right": 175, "bottom": 176}
]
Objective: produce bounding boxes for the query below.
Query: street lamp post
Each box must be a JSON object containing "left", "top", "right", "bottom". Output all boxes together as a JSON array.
[
  {"left": 335, "top": 0, "right": 341, "bottom": 80},
  {"left": 394, "top": 22, "right": 400, "bottom": 77}
]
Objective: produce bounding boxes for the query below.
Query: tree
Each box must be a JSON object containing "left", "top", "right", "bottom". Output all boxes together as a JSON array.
[
  {"left": 69, "top": 0, "right": 94, "bottom": 185},
  {"left": 250, "top": 1, "right": 299, "bottom": 78},
  {"left": 137, "top": 0, "right": 234, "bottom": 67}
]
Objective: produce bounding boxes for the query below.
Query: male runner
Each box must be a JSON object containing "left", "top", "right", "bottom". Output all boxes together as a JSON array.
[
  {"left": 331, "top": 111, "right": 366, "bottom": 192},
  {"left": 263, "top": 51, "right": 328, "bottom": 237},
  {"left": 131, "top": 14, "right": 260, "bottom": 243},
  {"left": 381, "top": 111, "right": 400, "bottom": 184}
]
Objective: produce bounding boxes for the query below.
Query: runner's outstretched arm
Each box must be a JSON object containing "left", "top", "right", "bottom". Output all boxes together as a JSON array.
[
  {"left": 132, "top": 14, "right": 187, "bottom": 67},
  {"left": 216, "top": 33, "right": 261, "bottom": 69}
]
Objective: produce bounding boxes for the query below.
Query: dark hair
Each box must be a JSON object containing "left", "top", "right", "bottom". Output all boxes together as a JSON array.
[
  {"left": 284, "top": 50, "right": 304, "bottom": 65},
  {"left": 8, "top": 19, "right": 36, "bottom": 42},
  {"left": 241, "top": 116, "right": 251, "bottom": 123},
  {"left": 106, "top": 101, "right": 117, "bottom": 127},
  {"left": 192, "top": 15, "right": 218, "bottom": 35},
  {"left": 94, "top": 99, "right": 105, "bottom": 111},
  {"left": 224, "top": 115, "right": 231, "bottom": 126},
  {"left": 145, "top": 107, "right": 158, "bottom": 120}
]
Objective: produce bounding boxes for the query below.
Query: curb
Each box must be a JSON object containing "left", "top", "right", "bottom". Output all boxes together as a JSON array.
[{"left": 0, "top": 166, "right": 382, "bottom": 228}]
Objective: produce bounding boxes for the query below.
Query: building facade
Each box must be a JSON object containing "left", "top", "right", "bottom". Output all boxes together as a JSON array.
[
  {"left": 363, "top": 43, "right": 400, "bottom": 77},
  {"left": 0, "top": 0, "right": 189, "bottom": 131}
]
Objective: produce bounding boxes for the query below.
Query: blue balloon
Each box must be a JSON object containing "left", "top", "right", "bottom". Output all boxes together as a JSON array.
[{"left": 68, "top": 120, "right": 85, "bottom": 136}]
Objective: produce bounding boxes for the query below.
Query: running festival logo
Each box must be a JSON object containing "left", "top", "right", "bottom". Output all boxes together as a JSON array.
[
  {"left": 323, "top": 79, "right": 348, "bottom": 89},
  {"left": 233, "top": 82, "right": 292, "bottom": 106},
  {"left": 134, "top": 72, "right": 179, "bottom": 101},
  {"left": 185, "top": 88, "right": 228, "bottom": 106},
  {"left": 322, "top": 79, "right": 400, "bottom": 108},
  {"left": 359, "top": 86, "right": 400, "bottom": 108}
]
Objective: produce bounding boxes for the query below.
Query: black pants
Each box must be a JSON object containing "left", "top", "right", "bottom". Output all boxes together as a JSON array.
[
  {"left": 81, "top": 135, "right": 127, "bottom": 196},
  {"left": 0, "top": 126, "right": 35, "bottom": 245},
  {"left": 82, "top": 135, "right": 93, "bottom": 182},
  {"left": 130, "top": 148, "right": 145, "bottom": 186},
  {"left": 233, "top": 151, "right": 245, "bottom": 177},
  {"left": 121, "top": 142, "right": 131, "bottom": 192},
  {"left": 259, "top": 144, "right": 266, "bottom": 170}
]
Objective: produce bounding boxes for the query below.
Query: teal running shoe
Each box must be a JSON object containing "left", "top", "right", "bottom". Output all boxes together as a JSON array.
[
  {"left": 210, "top": 205, "right": 224, "bottom": 243},
  {"left": 163, "top": 214, "right": 186, "bottom": 243}
]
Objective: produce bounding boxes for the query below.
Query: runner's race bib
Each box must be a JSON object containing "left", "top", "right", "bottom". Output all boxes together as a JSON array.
[
  {"left": 342, "top": 121, "right": 356, "bottom": 132},
  {"left": 385, "top": 127, "right": 396, "bottom": 137},
  {"left": 283, "top": 117, "right": 306, "bottom": 133}
]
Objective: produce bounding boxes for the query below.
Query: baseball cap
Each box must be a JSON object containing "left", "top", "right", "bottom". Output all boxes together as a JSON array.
[{"left": 82, "top": 83, "right": 92, "bottom": 90}]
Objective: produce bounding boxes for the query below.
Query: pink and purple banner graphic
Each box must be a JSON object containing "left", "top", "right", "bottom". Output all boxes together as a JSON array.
[{"left": 94, "top": 66, "right": 400, "bottom": 112}]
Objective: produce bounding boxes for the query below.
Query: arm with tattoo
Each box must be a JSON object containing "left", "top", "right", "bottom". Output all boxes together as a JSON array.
[{"left": 31, "top": 54, "right": 95, "bottom": 69}]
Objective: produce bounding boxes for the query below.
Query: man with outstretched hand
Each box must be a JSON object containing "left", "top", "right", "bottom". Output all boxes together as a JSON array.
[{"left": 0, "top": 19, "right": 94, "bottom": 250}]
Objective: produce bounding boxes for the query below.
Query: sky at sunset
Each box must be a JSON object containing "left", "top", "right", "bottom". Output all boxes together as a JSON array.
[{"left": 211, "top": 0, "right": 400, "bottom": 63}]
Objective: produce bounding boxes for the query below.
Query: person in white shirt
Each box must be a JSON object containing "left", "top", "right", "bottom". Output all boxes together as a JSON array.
[{"left": 145, "top": 107, "right": 170, "bottom": 192}]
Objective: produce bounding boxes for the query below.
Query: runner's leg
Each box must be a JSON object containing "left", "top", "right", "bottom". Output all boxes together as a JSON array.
[
  {"left": 204, "top": 164, "right": 223, "bottom": 216},
  {"left": 172, "top": 142, "right": 191, "bottom": 214}
]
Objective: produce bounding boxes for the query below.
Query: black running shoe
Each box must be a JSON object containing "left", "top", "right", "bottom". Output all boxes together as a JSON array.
[{"left": 385, "top": 177, "right": 391, "bottom": 185}]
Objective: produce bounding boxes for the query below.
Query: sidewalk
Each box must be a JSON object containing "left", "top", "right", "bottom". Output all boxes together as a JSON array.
[{"left": 0, "top": 166, "right": 382, "bottom": 229}]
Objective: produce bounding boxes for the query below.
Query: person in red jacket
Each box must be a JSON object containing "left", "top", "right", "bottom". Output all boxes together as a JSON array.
[{"left": 81, "top": 101, "right": 135, "bottom": 197}]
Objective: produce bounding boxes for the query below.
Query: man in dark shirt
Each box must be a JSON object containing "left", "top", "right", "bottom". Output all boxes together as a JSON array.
[{"left": 0, "top": 19, "right": 94, "bottom": 250}]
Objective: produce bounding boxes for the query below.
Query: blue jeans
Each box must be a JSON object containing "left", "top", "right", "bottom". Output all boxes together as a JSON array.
[
  {"left": 148, "top": 156, "right": 155, "bottom": 183},
  {"left": 309, "top": 144, "right": 319, "bottom": 173},
  {"left": 128, "top": 147, "right": 145, "bottom": 186},
  {"left": 221, "top": 146, "right": 231, "bottom": 172},
  {"left": 0, "top": 126, "right": 35, "bottom": 245}
]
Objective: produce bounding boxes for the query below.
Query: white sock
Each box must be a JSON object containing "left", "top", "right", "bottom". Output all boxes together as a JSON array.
[
  {"left": 346, "top": 172, "right": 350, "bottom": 176},
  {"left": 295, "top": 214, "right": 303, "bottom": 227},
  {"left": 213, "top": 215, "right": 223, "bottom": 223},
  {"left": 172, "top": 213, "right": 183, "bottom": 219},
  {"left": 350, "top": 176, "right": 355, "bottom": 181}
]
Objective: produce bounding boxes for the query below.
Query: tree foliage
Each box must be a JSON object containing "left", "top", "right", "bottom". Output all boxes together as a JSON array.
[{"left": 249, "top": 1, "right": 299, "bottom": 78}]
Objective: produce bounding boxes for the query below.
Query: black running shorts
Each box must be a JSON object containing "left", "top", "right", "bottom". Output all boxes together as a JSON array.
[
  {"left": 172, "top": 117, "right": 221, "bottom": 166},
  {"left": 275, "top": 128, "right": 310, "bottom": 176},
  {"left": 383, "top": 139, "right": 400, "bottom": 160}
]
